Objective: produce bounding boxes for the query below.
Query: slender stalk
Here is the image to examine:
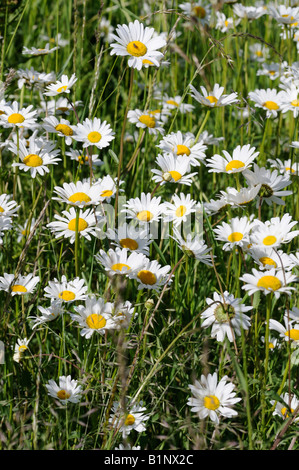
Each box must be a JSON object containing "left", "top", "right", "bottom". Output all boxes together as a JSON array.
[{"left": 75, "top": 207, "right": 80, "bottom": 277}]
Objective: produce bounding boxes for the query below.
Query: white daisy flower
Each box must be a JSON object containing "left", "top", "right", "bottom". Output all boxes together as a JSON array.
[
  {"left": 189, "top": 83, "right": 238, "bottom": 108},
  {"left": 213, "top": 216, "right": 254, "bottom": 251},
  {"left": 256, "top": 62, "right": 288, "bottom": 81},
  {"left": 106, "top": 223, "right": 153, "bottom": 255},
  {"left": 110, "top": 20, "right": 166, "bottom": 71},
  {"left": 269, "top": 314, "right": 299, "bottom": 346},
  {"left": 203, "top": 195, "right": 231, "bottom": 216},
  {"left": 270, "top": 393, "right": 299, "bottom": 421},
  {"left": 163, "top": 193, "right": 197, "bottom": 227},
  {"left": 10, "top": 135, "right": 61, "bottom": 178},
  {"left": 65, "top": 148, "right": 103, "bottom": 167},
  {"left": 39, "top": 97, "right": 82, "bottom": 116},
  {"left": 70, "top": 295, "right": 116, "bottom": 338},
  {"left": 187, "top": 372, "right": 241, "bottom": 424},
  {"left": 95, "top": 175, "right": 123, "bottom": 203},
  {"left": 0, "top": 101, "right": 38, "bottom": 129},
  {"left": 29, "top": 300, "right": 64, "bottom": 329},
  {"left": 215, "top": 12, "right": 240, "bottom": 32},
  {"left": 248, "top": 247, "right": 297, "bottom": 271},
  {"left": 268, "top": 157, "right": 299, "bottom": 176},
  {"left": 52, "top": 181, "right": 102, "bottom": 207},
  {"left": 111, "top": 300, "right": 135, "bottom": 330},
  {"left": 45, "top": 375, "right": 83, "bottom": 404},
  {"left": 249, "top": 43, "right": 269, "bottom": 63},
  {"left": 122, "top": 192, "right": 165, "bottom": 224},
  {"left": 179, "top": 1, "right": 212, "bottom": 25},
  {"left": 0, "top": 273, "right": 39, "bottom": 296},
  {"left": 206, "top": 144, "right": 259, "bottom": 174},
  {"left": 130, "top": 259, "right": 172, "bottom": 292},
  {"left": 0, "top": 216, "right": 13, "bottom": 243},
  {"left": 109, "top": 400, "right": 149, "bottom": 438},
  {"left": 13, "top": 338, "right": 30, "bottom": 363},
  {"left": 0, "top": 193, "right": 19, "bottom": 217},
  {"left": 162, "top": 94, "right": 194, "bottom": 114},
  {"left": 289, "top": 251, "right": 299, "bottom": 267},
  {"left": 40, "top": 33, "right": 69, "bottom": 47},
  {"left": 157, "top": 131, "right": 207, "bottom": 167},
  {"left": 16, "top": 217, "right": 36, "bottom": 243},
  {"left": 239, "top": 268, "right": 297, "bottom": 299},
  {"left": 16, "top": 67, "right": 56, "bottom": 90},
  {"left": 95, "top": 247, "right": 147, "bottom": 277},
  {"left": 73, "top": 117, "right": 115, "bottom": 149},
  {"left": 279, "top": 83, "right": 299, "bottom": 117},
  {"left": 222, "top": 185, "right": 261, "bottom": 208},
  {"left": 47, "top": 206, "right": 103, "bottom": 243},
  {"left": 249, "top": 213, "right": 299, "bottom": 249},
  {"left": 269, "top": 4, "right": 299, "bottom": 24},
  {"left": 171, "top": 227, "right": 213, "bottom": 265},
  {"left": 44, "top": 275, "right": 87, "bottom": 303},
  {"left": 232, "top": 4, "right": 266, "bottom": 20},
  {"left": 201, "top": 291, "right": 252, "bottom": 343},
  {"left": 248, "top": 88, "right": 284, "bottom": 118},
  {"left": 151, "top": 153, "right": 197, "bottom": 185},
  {"left": 127, "top": 109, "right": 165, "bottom": 135},
  {"left": 22, "top": 43, "right": 59, "bottom": 56},
  {"left": 43, "top": 116, "right": 75, "bottom": 145},
  {"left": 44, "top": 73, "right": 77, "bottom": 96}
]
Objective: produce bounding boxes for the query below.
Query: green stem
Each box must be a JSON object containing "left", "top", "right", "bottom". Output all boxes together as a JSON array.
[
  {"left": 75, "top": 207, "right": 80, "bottom": 277},
  {"left": 261, "top": 294, "right": 272, "bottom": 434}
]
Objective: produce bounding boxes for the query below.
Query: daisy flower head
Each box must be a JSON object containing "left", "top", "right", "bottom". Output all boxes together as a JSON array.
[
  {"left": 270, "top": 393, "right": 299, "bottom": 422},
  {"left": 44, "top": 73, "right": 77, "bottom": 96},
  {"left": 269, "top": 157, "right": 299, "bottom": 176},
  {"left": 44, "top": 275, "right": 87, "bottom": 303},
  {"left": 111, "top": 300, "right": 135, "bottom": 330},
  {"left": 203, "top": 194, "right": 231, "bottom": 216},
  {"left": 43, "top": 116, "right": 75, "bottom": 145},
  {"left": 248, "top": 88, "right": 284, "bottom": 118},
  {"left": 157, "top": 131, "right": 207, "bottom": 167},
  {"left": 179, "top": 1, "right": 212, "bottom": 25},
  {"left": 171, "top": 227, "right": 213, "bottom": 265},
  {"left": 222, "top": 185, "right": 261, "bottom": 209},
  {"left": 29, "top": 300, "right": 64, "bottom": 329},
  {"left": 127, "top": 109, "right": 165, "bottom": 135},
  {"left": 52, "top": 181, "right": 102, "bottom": 208},
  {"left": 162, "top": 94, "right": 194, "bottom": 114},
  {"left": 110, "top": 20, "right": 166, "bottom": 71},
  {"left": 73, "top": 117, "right": 115, "bottom": 149},
  {"left": 95, "top": 247, "right": 147, "bottom": 277},
  {"left": 187, "top": 372, "right": 241, "bottom": 424},
  {"left": 256, "top": 62, "right": 288, "bottom": 81},
  {"left": 215, "top": 12, "right": 240, "bottom": 33},
  {"left": 95, "top": 175, "right": 123, "bottom": 203},
  {"left": 279, "top": 83, "right": 299, "bottom": 117},
  {"left": 213, "top": 216, "right": 254, "bottom": 251},
  {"left": 16, "top": 217, "right": 36, "bottom": 243},
  {"left": 22, "top": 43, "right": 59, "bottom": 56},
  {"left": 16, "top": 67, "right": 56, "bottom": 90},
  {"left": 65, "top": 148, "right": 103, "bottom": 168},
  {"left": 244, "top": 164, "right": 293, "bottom": 207},
  {"left": 268, "top": 4, "right": 299, "bottom": 25},
  {"left": 232, "top": 3, "right": 266, "bottom": 20},
  {"left": 201, "top": 291, "right": 252, "bottom": 343},
  {"left": 10, "top": 136, "right": 61, "bottom": 178},
  {"left": 189, "top": 83, "right": 238, "bottom": 108},
  {"left": 106, "top": 223, "right": 153, "bottom": 255},
  {"left": 0, "top": 193, "right": 19, "bottom": 217},
  {"left": 249, "top": 213, "right": 299, "bottom": 249},
  {"left": 249, "top": 43, "right": 269, "bottom": 63},
  {"left": 206, "top": 144, "right": 259, "bottom": 174},
  {"left": 70, "top": 295, "right": 116, "bottom": 339},
  {"left": 269, "top": 313, "right": 299, "bottom": 347},
  {"left": 0, "top": 272, "right": 39, "bottom": 296},
  {"left": 122, "top": 192, "right": 165, "bottom": 225},
  {"left": 0, "top": 216, "right": 13, "bottom": 243},
  {"left": 151, "top": 153, "right": 197, "bottom": 186},
  {"left": 45, "top": 375, "right": 82, "bottom": 404},
  {"left": 13, "top": 338, "right": 30, "bottom": 363},
  {"left": 0, "top": 101, "right": 37, "bottom": 129},
  {"left": 109, "top": 400, "right": 149, "bottom": 438},
  {"left": 163, "top": 193, "right": 197, "bottom": 227},
  {"left": 240, "top": 268, "right": 297, "bottom": 299},
  {"left": 47, "top": 207, "right": 103, "bottom": 243},
  {"left": 248, "top": 247, "right": 297, "bottom": 271},
  {"left": 129, "top": 258, "right": 172, "bottom": 292}
]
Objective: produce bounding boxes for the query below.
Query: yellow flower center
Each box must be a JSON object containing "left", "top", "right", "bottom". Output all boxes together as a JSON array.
[
  {"left": 269, "top": 70, "right": 276, "bottom": 75},
  {"left": 142, "top": 59, "right": 154, "bottom": 65},
  {"left": 137, "top": 270, "right": 157, "bottom": 285},
  {"left": 193, "top": 6, "right": 206, "bottom": 18},
  {"left": 18, "top": 345, "right": 27, "bottom": 352},
  {"left": 139, "top": 115, "right": 156, "bottom": 128},
  {"left": 55, "top": 123, "right": 73, "bottom": 136},
  {"left": 78, "top": 155, "right": 89, "bottom": 165},
  {"left": 263, "top": 235, "right": 277, "bottom": 246},
  {"left": 259, "top": 257, "right": 277, "bottom": 268},
  {"left": 57, "top": 389, "right": 71, "bottom": 400},
  {"left": 124, "top": 414, "right": 136, "bottom": 426},
  {"left": 255, "top": 50, "right": 263, "bottom": 57},
  {"left": 168, "top": 170, "right": 182, "bottom": 181},
  {"left": 291, "top": 99, "right": 299, "bottom": 107},
  {"left": 87, "top": 131, "right": 102, "bottom": 143},
  {"left": 285, "top": 167, "right": 295, "bottom": 173},
  {"left": 225, "top": 160, "right": 245, "bottom": 172},
  {"left": 206, "top": 95, "right": 218, "bottom": 105},
  {"left": 204, "top": 395, "right": 220, "bottom": 410},
  {"left": 11, "top": 285, "right": 27, "bottom": 293},
  {"left": 58, "top": 290, "right": 76, "bottom": 301},
  {"left": 225, "top": 20, "right": 229, "bottom": 27},
  {"left": 126, "top": 41, "right": 147, "bottom": 57},
  {"left": 111, "top": 263, "right": 131, "bottom": 273},
  {"left": 68, "top": 192, "right": 91, "bottom": 204},
  {"left": 175, "top": 205, "right": 187, "bottom": 218},
  {"left": 166, "top": 99, "right": 179, "bottom": 107},
  {"left": 119, "top": 238, "right": 138, "bottom": 250},
  {"left": 56, "top": 85, "right": 68, "bottom": 93},
  {"left": 281, "top": 406, "right": 294, "bottom": 418},
  {"left": 137, "top": 210, "right": 153, "bottom": 222},
  {"left": 227, "top": 231, "right": 243, "bottom": 243},
  {"left": 68, "top": 218, "right": 88, "bottom": 232},
  {"left": 176, "top": 144, "right": 191, "bottom": 156},
  {"left": 0, "top": 206, "right": 4, "bottom": 212},
  {"left": 23, "top": 154, "right": 43, "bottom": 167},
  {"left": 256, "top": 275, "right": 282, "bottom": 291},
  {"left": 100, "top": 190, "right": 113, "bottom": 198},
  {"left": 262, "top": 101, "right": 279, "bottom": 110},
  {"left": 269, "top": 342, "right": 275, "bottom": 349},
  {"left": 7, "top": 113, "right": 25, "bottom": 124},
  {"left": 86, "top": 313, "right": 107, "bottom": 329},
  {"left": 285, "top": 329, "right": 299, "bottom": 341}
]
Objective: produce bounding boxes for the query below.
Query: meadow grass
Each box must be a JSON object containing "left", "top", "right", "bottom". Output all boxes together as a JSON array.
[{"left": 0, "top": 0, "right": 298, "bottom": 451}]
